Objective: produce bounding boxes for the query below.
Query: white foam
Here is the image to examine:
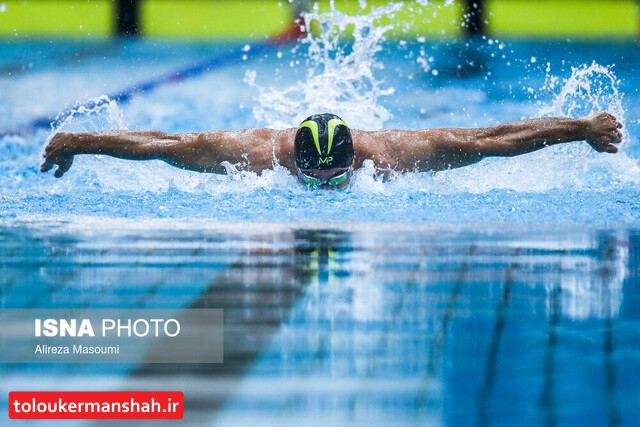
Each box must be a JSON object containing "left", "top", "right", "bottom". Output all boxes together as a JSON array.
[{"left": 247, "top": 1, "right": 402, "bottom": 130}]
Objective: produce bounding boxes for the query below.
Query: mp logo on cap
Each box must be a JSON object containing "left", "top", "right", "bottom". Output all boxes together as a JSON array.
[{"left": 298, "top": 118, "right": 347, "bottom": 167}]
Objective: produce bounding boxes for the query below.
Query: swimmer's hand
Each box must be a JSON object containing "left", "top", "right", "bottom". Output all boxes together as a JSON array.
[
  {"left": 40, "top": 132, "right": 76, "bottom": 177},
  {"left": 583, "top": 111, "right": 622, "bottom": 153}
]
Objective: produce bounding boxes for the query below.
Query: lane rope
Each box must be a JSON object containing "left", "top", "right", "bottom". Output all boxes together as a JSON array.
[{"left": 2, "top": 20, "right": 304, "bottom": 137}]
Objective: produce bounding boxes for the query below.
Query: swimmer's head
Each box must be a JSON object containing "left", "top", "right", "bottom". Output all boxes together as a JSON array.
[
  {"left": 295, "top": 113, "right": 354, "bottom": 189},
  {"left": 295, "top": 113, "right": 354, "bottom": 171}
]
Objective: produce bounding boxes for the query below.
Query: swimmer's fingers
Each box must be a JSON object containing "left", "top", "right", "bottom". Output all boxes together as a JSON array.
[
  {"left": 40, "top": 145, "right": 57, "bottom": 172},
  {"left": 608, "top": 128, "right": 623, "bottom": 153},
  {"left": 54, "top": 157, "right": 74, "bottom": 178},
  {"left": 39, "top": 159, "right": 54, "bottom": 173},
  {"left": 584, "top": 111, "right": 623, "bottom": 153},
  {"left": 40, "top": 152, "right": 74, "bottom": 177},
  {"left": 587, "top": 138, "right": 620, "bottom": 154},
  {"left": 40, "top": 133, "right": 76, "bottom": 177},
  {"left": 596, "top": 127, "right": 622, "bottom": 153}
]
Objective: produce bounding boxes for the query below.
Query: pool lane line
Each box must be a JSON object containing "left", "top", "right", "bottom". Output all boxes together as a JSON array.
[
  {"left": 476, "top": 256, "right": 516, "bottom": 427},
  {"left": 2, "top": 24, "right": 305, "bottom": 138},
  {"left": 539, "top": 281, "right": 560, "bottom": 426},
  {"left": 0, "top": 42, "right": 271, "bottom": 138},
  {"left": 426, "top": 245, "right": 476, "bottom": 376},
  {"left": 0, "top": 41, "right": 126, "bottom": 79}
]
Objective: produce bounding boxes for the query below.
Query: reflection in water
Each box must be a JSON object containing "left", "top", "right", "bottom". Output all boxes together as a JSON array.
[
  {"left": 476, "top": 253, "right": 516, "bottom": 427},
  {"left": 0, "top": 222, "right": 637, "bottom": 426},
  {"left": 540, "top": 282, "right": 561, "bottom": 427},
  {"left": 553, "top": 232, "right": 627, "bottom": 320}
]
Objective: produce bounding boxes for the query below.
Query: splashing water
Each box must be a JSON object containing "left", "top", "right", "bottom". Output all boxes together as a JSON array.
[
  {"left": 40, "top": 37, "right": 638, "bottom": 197},
  {"left": 2, "top": 96, "right": 131, "bottom": 195},
  {"left": 39, "top": 96, "right": 234, "bottom": 194},
  {"left": 49, "top": 95, "right": 127, "bottom": 136},
  {"left": 539, "top": 61, "right": 628, "bottom": 140},
  {"left": 409, "top": 61, "right": 639, "bottom": 194},
  {"left": 4, "top": 1, "right": 638, "bottom": 225},
  {"left": 243, "top": 1, "right": 638, "bottom": 194},
  {"left": 248, "top": 1, "right": 402, "bottom": 130},
  {"left": 536, "top": 62, "right": 640, "bottom": 188}
]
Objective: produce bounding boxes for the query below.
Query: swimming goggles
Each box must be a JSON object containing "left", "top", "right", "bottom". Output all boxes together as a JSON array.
[{"left": 299, "top": 169, "right": 350, "bottom": 187}]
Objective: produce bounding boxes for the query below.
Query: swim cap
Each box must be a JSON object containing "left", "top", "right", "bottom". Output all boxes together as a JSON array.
[{"left": 295, "top": 113, "right": 354, "bottom": 170}]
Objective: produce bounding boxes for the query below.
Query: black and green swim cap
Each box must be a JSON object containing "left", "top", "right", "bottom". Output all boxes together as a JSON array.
[{"left": 295, "top": 113, "right": 354, "bottom": 170}]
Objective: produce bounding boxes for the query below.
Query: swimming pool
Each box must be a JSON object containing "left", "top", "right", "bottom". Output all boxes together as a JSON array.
[{"left": 1, "top": 3, "right": 640, "bottom": 426}]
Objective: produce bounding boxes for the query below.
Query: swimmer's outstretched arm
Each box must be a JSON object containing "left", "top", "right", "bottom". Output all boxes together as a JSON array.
[
  {"left": 41, "top": 128, "right": 298, "bottom": 177},
  {"left": 354, "top": 111, "right": 623, "bottom": 172}
]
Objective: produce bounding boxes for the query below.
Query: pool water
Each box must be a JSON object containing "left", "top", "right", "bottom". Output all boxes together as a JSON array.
[
  {"left": 2, "top": 37, "right": 640, "bottom": 224},
  {"left": 1, "top": 221, "right": 639, "bottom": 426},
  {"left": 2, "top": 3, "right": 640, "bottom": 425}
]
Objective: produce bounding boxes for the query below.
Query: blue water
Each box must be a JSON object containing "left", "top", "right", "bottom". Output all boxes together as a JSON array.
[
  {"left": 1, "top": 220, "right": 639, "bottom": 426},
  {"left": 1, "top": 7, "right": 640, "bottom": 425},
  {"left": 1, "top": 37, "right": 640, "bottom": 225}
]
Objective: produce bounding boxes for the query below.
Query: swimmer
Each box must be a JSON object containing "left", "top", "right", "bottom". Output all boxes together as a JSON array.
[{"left": 41, "top": 111, "right": 623, "bottom": 189}]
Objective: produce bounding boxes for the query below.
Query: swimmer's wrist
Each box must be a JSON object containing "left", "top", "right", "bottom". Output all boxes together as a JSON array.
[
  {"left": 68, "top": 132, "right": 100, "bottom": 155},
  {"left": 51, "top": 132, "right": 82, "bottom": 155},
  {"left": 578, "top": 116, "right": 597, "bottom": 142}
]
